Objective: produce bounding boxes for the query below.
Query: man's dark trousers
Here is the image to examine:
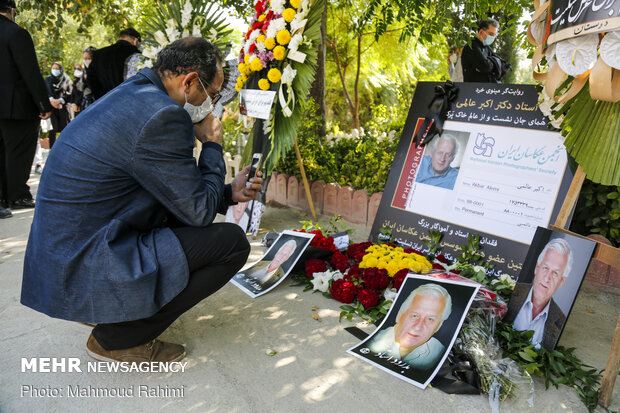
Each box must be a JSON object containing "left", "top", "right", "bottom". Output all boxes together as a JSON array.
[
  {"left": 0, "top": 119, "right": 39, "bottom": 203},
  {"left": 92, "top": 223, "right": 251, "bottom": 350}
]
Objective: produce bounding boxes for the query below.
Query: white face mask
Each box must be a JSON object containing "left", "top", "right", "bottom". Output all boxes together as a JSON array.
[
  {"left": 183, "top": 78, "right": 214, "bottom": 123},
  {"left": 483, "top": 32, "right": 496, "bottom": 46},
  {"left": 74, "top": 70, "right": 83, "bottom": 78},
  {"left": 449, "top": 54, "right": 457, "bottom": 64},
  {"left": 83, "top": 59, "right": 92, "bottom": 68}
]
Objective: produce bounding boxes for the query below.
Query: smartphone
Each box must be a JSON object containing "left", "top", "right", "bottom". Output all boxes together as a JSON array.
[{"left": 246, "top": 153, "right": 263, "bottom": 187}]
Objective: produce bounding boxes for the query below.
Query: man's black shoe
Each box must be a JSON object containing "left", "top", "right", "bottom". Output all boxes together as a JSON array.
[
  {"left": 10, "top": 198, "right": 35, "bottom": 209},
  {"left": 0, "top": 207, "right": 12, "bottom": 218}
]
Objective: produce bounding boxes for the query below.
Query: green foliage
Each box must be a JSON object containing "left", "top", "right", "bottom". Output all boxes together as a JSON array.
[
  {"left": 570, "top": 180, "right": 620, "bottom": 246},
  {"left": 339, "top": 299, "right": 391, "bottom": 322},
  {"left": 497, "top": 321, "right": 603, "bottom": 411}
]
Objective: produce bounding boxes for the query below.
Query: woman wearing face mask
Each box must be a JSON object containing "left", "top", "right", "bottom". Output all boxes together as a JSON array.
[
  {"left": 80, "top": 47, "right": 96, "bottom": 110},
  {"left": 44, "top": 62, "right": 73, "bottom": 148},
  {"left": 447, "top": 46, "right": 463, "bottom": 82},
  {"left": 69, "top": 63, "right": 85, "bottom": 116}
]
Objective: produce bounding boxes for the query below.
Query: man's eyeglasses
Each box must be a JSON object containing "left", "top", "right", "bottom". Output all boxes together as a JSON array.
[
  {"left": 203, "top": 80, "right": 222, "bottom": 106},
  {"left": 184, "top": 72, "right": 221, "bottom": 105}
]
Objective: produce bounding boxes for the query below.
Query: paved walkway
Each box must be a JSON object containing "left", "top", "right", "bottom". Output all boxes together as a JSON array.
[{"left": 0, "top": 173, "right": 618, "bottom": 412}]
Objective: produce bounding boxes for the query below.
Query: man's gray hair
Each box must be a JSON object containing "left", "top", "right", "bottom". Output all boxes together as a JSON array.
[
  {"left": 277, "top": 239, "right": 297, "bottom": 259},
  {"left": 397, "top": 283, "right": 452, "bottom": 322},
  {"left": 430, "top": 134, "right": 459, "bottom": 156},
  {"left": 537, "top": 238, "right": 573, "bottom": 278}
]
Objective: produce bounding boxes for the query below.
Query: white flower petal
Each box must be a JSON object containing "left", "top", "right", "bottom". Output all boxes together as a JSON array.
[
  {"left": 555, "top": 34, "right": 599, "bottom": 76},
  {"left": 600, "top": 30, "right": 620, "bottom": 70}
]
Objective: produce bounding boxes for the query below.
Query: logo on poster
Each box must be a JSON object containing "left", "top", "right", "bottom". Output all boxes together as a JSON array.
[{"left": 472, "top": 133, "right": 495, "bottom": 157}]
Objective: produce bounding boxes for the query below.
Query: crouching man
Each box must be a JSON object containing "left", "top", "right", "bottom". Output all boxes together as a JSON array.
[{"left": 21, "top": 38, "right": 262, "bottom": 363}]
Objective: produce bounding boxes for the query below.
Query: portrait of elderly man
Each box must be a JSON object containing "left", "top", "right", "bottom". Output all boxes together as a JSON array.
[
  {"left": 238, "top": 239, "right": 297, "bottom": 290},
  {"left": 367, "top": 283, "right": 452, "bottom": 370},
  {"left": 415, "top": 134, "right": 460, "bottom": 190},
  {"left": 505, "top": 238, "right": 573, "bottom": 349}
]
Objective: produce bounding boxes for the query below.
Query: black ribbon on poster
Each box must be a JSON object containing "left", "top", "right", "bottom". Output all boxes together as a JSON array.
[
  {"left": 344, "top": 326, "right": 480, "bottom": 395},
  {"left": 413, "top": 81, "right": 459, "bottom": 148}
]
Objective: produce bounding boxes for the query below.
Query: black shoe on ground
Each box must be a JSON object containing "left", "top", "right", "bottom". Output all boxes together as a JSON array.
[
  {"left": 0, "top": 207, "right": 12, "bottom": 219},
  {"left": 10, "top": 198, "right": 35, "bottom": 209}
]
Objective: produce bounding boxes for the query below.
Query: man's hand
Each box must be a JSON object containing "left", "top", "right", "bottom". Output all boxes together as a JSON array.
[
  {"left": 231, "top": 165, "right": 263, "bottom": 203},
  {"left": 39, "top": 112, "right": 51, "bottom": 120},
  {"left": 71, "top": 103, "right": 80, "bottom": 113},
  {"left": 194, "top": 113, "right": 223, "bottom": 145}
]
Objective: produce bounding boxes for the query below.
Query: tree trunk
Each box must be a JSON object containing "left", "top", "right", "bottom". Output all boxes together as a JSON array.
[
  {"left": 309, "top": 0, "right": 327, "bottom": 137},
  {"left": 352, "top": 33, "right": 361, "bottom": 129}
]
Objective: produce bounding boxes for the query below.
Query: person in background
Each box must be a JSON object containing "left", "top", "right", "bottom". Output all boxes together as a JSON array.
[
  {"left": 461, "top": 19, "right": 501, "bottom": 83},
  {"left": 88, "top": 28, "right": 141, "bottom": 99},
  {"left": 447, "top": 46, "right": 463, "bottom": 82},
  {"left": 70, "top": 63, "right": 85, "bottom": 116},
  {"left": 80, "top": 46, "right": 96, "bottom": 109},
  {"left": 44, "top": 62, "right": 73, "bottom": 149},
  {"left": 0, "top": 0, "right": 52, "bottom": 215}
]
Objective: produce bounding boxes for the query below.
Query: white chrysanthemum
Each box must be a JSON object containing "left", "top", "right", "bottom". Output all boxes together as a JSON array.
[
  {"left": 383, "top": 288, "right": 398, "bottom": 303},
  {"left": 499, "top": 273, "right": 516, "bottom": 287},
  {"left": 281, "top": 64, "right": 297, "bottom": 84},
  {"left": 249, "top": 29, "right": 261, "bottom": 42},
  {"left": 182, "top": 28, "right": 190, "bottom": 38},
  {"left": 266, "top": 18, "right": 286, "bottom": 39},
  {"left": 192, "top": 24, "right": 201, "bottom": 37},
  {"left": 271, "top": 0, "right": 286, "bottom": 14},
  {"left": 555, "top": 33, "right": 599, "bottom": 76},
  {"left": 600, "top": 30, "right": 620, "bottom": 70},
  {"left": 288, "top": 33, "right": 303, "bottom": 52},
  {"left": 256, "top": 41, "right": 266, "bottom": 53},
  {"left": 538, "top": 96, "right": 553, "bottom": 117},
  {"left": 181, "top": 0, "right": 192, "bottom": 29},
  {"left": 311, "top": 272, "right": 332, "bottom": 292},
  {"left": 153, "top": 30, "right": 167, "bottom": 46}
]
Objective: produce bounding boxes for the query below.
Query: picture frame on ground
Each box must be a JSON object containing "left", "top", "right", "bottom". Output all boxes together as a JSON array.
[
  {"left": 347, "top": 274, "right": 479, "bottom": 389},
  {"left": 231, "top": 230, "right": 315, "bottom": 298},
  {"left": 504, "top": 227, "right": 596, "bottom": 350},
  {"left": 225, "top": 199, "right": 265, "bottom": 236}
]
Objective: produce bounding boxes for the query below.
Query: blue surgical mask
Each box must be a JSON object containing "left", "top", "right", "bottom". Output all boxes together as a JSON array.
[
  {"left": 483, "top": 33, "right": 496, "bottom": 46},
  {"left": 51, "top": 69, "right": 62, "bottom": 77},
  {"left": 183, "top": 78, "right": 214, "bottom": 123}
]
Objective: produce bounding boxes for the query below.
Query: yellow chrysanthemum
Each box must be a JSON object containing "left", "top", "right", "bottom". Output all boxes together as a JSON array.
[
  {"left": 241, "top": 73, "right": 248, "bottom": 82},
  {"left": 264, "top": 37, "right": 276, "bottom": 50},
  {"left": 282, "top": 8, "right": 296, "bottom": 22},
  {"left": 258, "top": 78, "right": 270, "bottom": 90},
  {"left": 258, "top": 14, "right": 266, "bottom": 22},
  {"left": 290, "top": 0, "right": 301, "bottom": 8},
  {"left": 276, "top": 29, "right": 291, "bottom": 45},
  {"left": 237, "top": 63, "right": 247, "bottom": 74},
  {"left": 267, "top": 68, "right": 282, "bottom": 83},
  {"left": 256, "top": 34, "right": 265, "bottom": 43},
  {"left": 235, "top": 82, "right": 242, "bottom": 92},
  {"left": 250, "top": 57, "right": 264, "bottom": 72},
  {"left": 244, "top": 54, "right": 250, "bottom": 64},
  {"left": 273, "top": 45, "right": 286, "bottom": 60}
]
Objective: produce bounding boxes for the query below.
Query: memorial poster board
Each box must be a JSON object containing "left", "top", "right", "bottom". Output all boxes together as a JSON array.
[
  {"left": 547, "top": 0, "right": 620, "bottom": 45},
  {"left": 369, "top": 82, "right": 573, "bottom": 280}
]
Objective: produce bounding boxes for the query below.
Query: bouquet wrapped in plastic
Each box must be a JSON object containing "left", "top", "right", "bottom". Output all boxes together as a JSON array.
[{"left": 454, "top": 308, "right": 534, "bottom": 410}]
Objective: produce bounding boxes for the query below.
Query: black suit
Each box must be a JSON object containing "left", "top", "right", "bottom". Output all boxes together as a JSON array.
[
  {"left": 0, "top": 14, "right": 52, "bottom": 203},
  {"left": 88, "top": 40, "right": 140, "bottom": 99},
  {"left": 461, "top": 37, "right": 498, "bottom": 83},
  {"left": 504, "top": 282, "right": 567, "bottom": 350}
]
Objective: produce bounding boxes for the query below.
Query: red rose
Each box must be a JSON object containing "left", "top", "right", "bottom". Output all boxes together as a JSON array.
[
  {"left": 432, "top": 263, "right": 445, "bottom": 270},
  {"left": 347, "top": 242, "right": 373, "bottom": 262},
  {"left": 331, "top": 251, "right": 349, "bottom": 272},
  {"left": 305, "top": 258, "right": 327, "bottom": 278},
  {"left": 345, "top": 265, "right": 361, "bottom": 281},
  {"left": 404, "top": 248, "right": 423, "bottom": 255},
  {"left": 358, "top": 289, "right": 379, "bottom": 309},
  {"left": 435, "top": 254, "right": 448, "bottom": 263},
  {"left": 330, "top": 279, "right": 356, "bottom": 303},
  {"left": 393, "top": 269, "right": 408, "bottom": 291},
  {"left": 361, "top": 267, "right": 390, "bottom": 290}
]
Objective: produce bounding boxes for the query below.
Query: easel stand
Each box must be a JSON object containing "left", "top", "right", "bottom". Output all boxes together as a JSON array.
[{"left": 552, "top": 166, "right": 620, "bottom": 408}]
